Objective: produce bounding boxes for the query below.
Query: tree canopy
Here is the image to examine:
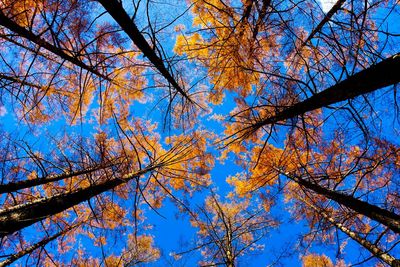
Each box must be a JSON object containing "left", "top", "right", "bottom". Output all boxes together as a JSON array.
[{"left": 0, "top": 0, "right": 399, "bottom": 266}]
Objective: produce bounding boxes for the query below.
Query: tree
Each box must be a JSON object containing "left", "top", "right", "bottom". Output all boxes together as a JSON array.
[
  {"left": 296, "top": 192, "right": 400, "bottom": 266},
  {"left": 1, "top": 0, "right": 399, "bottom": 266},
  {"left": 173, "top": 192, "right": 276, "bottom": 267}
]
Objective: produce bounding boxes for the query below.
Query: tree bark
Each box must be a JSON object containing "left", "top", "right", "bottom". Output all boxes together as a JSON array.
[
  {"left": 96, "top": 0, "right": 192, "bottom": 102},
  {"left": 0, "top": 223, "right": 80, "bottom": 267},
  {"left": 0, "top": 162, "right": 118, "bottom": 194},
  {"left": 278, "top": 169, "right": 400, "bottom": 234},
  {"left": 300, "top": 0, "right": 346, "bottom": 48},
  {"left": 0, "top": 74, "right": 44, "bottom": 90},
  {"left": 0, "top": 165, "right": 157, "bottom": 237},
  {"left": 305, "top": 199, "right": 400, "bottom": 267},
  {"left": 250, "top": 54, "right": 400, "bottom": 130}
]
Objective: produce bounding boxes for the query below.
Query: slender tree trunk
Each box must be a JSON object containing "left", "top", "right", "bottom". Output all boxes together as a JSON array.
[
  {"left": 0, "top": 11, "right": 110, "bottom": 81},
  {"left": 0, "top": 74, "right": 44, "bottom": 90},
  {"left": 0, "top": 223, "right": 81, "bottom": 267},
  {"left": 252, "top": 0, "right": 271, "bottom": 39},
  {"left": 300, "top": 0, "right": 346, "bottom": 48},
  {"left": 250, "top": 54, "right": 400, "bottom": 130},
  {"left": 305, "top": 199, "right": 400, "bottom": 266},
  {"left": 225, "top": 228, "right": 235, "bottom": 267},
  {"left": 277, "top": 169, "right": 400, "bottom": 234},
  {"left": 0, "top": 162, "right": 118, "bottom": 194},
  {"left": 241, "top": 0, "right": 253, "bottom": 23},
  {"left": 0, "top": 165, "right": 157, "bottom": 237},
  {"left": 96, "top": 0, "right": 192, "bottom": 102}
]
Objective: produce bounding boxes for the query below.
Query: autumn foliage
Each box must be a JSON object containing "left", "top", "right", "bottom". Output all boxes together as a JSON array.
[{"left": 0, "top": 0, "right": 399, "bottom": 266}]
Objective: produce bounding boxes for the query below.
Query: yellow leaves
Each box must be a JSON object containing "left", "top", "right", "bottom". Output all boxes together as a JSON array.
[
  {"left": 65, "top": 75, "right": 95, "bottom": 125},
  {"left": 131, "top": 234, "right": 157, "bottom": 252},
  {"left": 175, "top": 0, "right": 276, "bottom": 104},
  {"left": 191, "top": 0, "right": 234, "bottom": 28},
  {"left": 1, "top": 0, "right": 39, "bottom": 27},
  {"left": 101, "top": 202, "right": 127, "bottom": 229},
  {"left": 174, "top": 24, "right": 185, "bottom": 32},
  {"left": 104, "top": 256, "right": 122, "bottom": 266},
  {"left": 240, "top": 232, "right": 254, "bottom": 245},
  {"left": 162, "top": 131, "right": 214, "bottom": 191},
  {"left": 87, "top": 231, "right": 95, "bottom": 239},
  {"left": 302, "top": 254, "right": 334, "bottom": 267},
  {"left": 226, "top": 175, "right": 255, "bottom": 197},
  {"left": 21, "top": 102, "right": 52, "bottom": 124},
  {"left": 27, "top": 170, "right": 37, "bottom": 180},
  {"left": 94, "top": 236, "right": 107, "bottom": 246},
  {"left": 126, "top": 234, "right": 160, "bottom": 264},
  {"left": 169, "top": 177, "right": 185, "bottom": 190},
  {"left": 174, "top": 33, "right": 208, "bottom": 58},
  {"left": 97, "top": 52, "right": 146, "bottom": 124}
]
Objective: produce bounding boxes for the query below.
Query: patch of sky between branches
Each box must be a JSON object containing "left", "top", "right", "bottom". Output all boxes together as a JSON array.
[{"left": 319, "top": 0, "right": 336, "bottom": 13}]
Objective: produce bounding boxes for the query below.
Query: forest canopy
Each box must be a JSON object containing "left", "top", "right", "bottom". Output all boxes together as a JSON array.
[{"left": 0, "top": 0, "right": 399, "bottom": 266}]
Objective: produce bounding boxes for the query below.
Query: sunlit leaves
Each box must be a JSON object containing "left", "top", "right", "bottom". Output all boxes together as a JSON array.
[
  {"left": 302, "top": 253, "right": 333, "bottom": 267},
  {"left": 174, "top": 0, "right": 279, "bottom": 104},
  {"left": 0, "top": 0, "right": 399, "bottom": 265},
  {"left": 185, "top": 192, "right": 275, "bottom": 266}
]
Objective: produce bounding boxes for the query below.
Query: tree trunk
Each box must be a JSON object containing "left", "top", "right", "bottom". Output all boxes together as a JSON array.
[
  {"left": 0, "top": 165, "right": 156, "bottom": 237},
  {"left": 0, "top": 74, "right": 44, "bottom": 90},
  {"left": 278, "top": 169, "right": 400, "bottom": 234},
  {"left": 96, "top": 0, "right": 192, "bottom": 102},
  {"left": 0, "top": 162, "right": 117, "bottom": 194},
  {"left": 0, "top": 11, "right": 110, "bottom": 81},
  {"left": 225, "top": 230, "right": 235, "bottom": 267},
  {"left": 300, "top": 0, "right": 346, "bottom": 48},
  {"left": 0, "top": 223, "right": 80, "bottom": 267},
  {"left": 305, "top": 199, "right": 400, "bottom": 267},
  {"left": 251, "top": 54, "right": 400, "bottom": 129}
]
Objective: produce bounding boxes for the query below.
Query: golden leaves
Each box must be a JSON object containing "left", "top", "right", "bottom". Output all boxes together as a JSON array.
[
  {"left": 302, "top": 253, "right": 334, "bottom": 267},
  {"left": 97, "top": 51, "right": 147, "bottom": 124},
  {"left": 1, "top": 0, "right": 40, "bottom": 27},
  {"left": 162, "top": 131, "right": 214, "bottom": 191},
  {"left": 125, "top": 234, "right": 160, "bottom": 264},
  {"left": 173, "top": 0, "right": 278, "bottom": 104}
]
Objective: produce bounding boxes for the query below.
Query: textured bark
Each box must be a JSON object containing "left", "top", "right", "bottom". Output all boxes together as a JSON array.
[
  {"left": 0, "top": 166, "right": 156, "bottom": 237},
  {"left": 0, "top": 163, "right": 116, "bottom": 194},
  {"left": 251, "top": 54, "right": 400, "bottom": 129},
  {"left": 96, "top": 0, "right": 192, "bottom": 102},
  {"left": 225, "top": 224, "right": 234, "bottom": 267},
  {"left": 305, "top": 200, "right": 400, "bottom": 266},
  {"left": 279, "top": 169, "right": 400, "bottom": 234},
  {"left": 0, "top": 11, "right": 110, "bottom": 81}
]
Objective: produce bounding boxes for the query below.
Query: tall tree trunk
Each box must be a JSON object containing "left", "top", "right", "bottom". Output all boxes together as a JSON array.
[
  {"left": 252, "top": 0, "right": 271, "bottom": 39},
  {"left": 96, "top": 0, "right": 192, "bottom": 102},
  {"left": 225, "top": 226, "right": 235, "bottom": 267},
  {"left": 304, "top": 199, "right": 400, "bottom": 266},
  {"left": 277, "top": 168, "right": 400, "bottom": 234},
  {"left": 0, "top": 11, "right": 110, "bottom": 81},
  {"left": 300, "top": 0, "right": 346, "bottom": 48},
  {"left": 0, "top": 223, "right": 81, "bottom": 267},
  {"left": 0, "top": 162, "right": 117, "bottom": 194},
  {"left": 249, "top": 53, "right": 400, "bottom": 131},
  {"left": 0, "top": 165, "right": 157, "bottom": 237}
]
